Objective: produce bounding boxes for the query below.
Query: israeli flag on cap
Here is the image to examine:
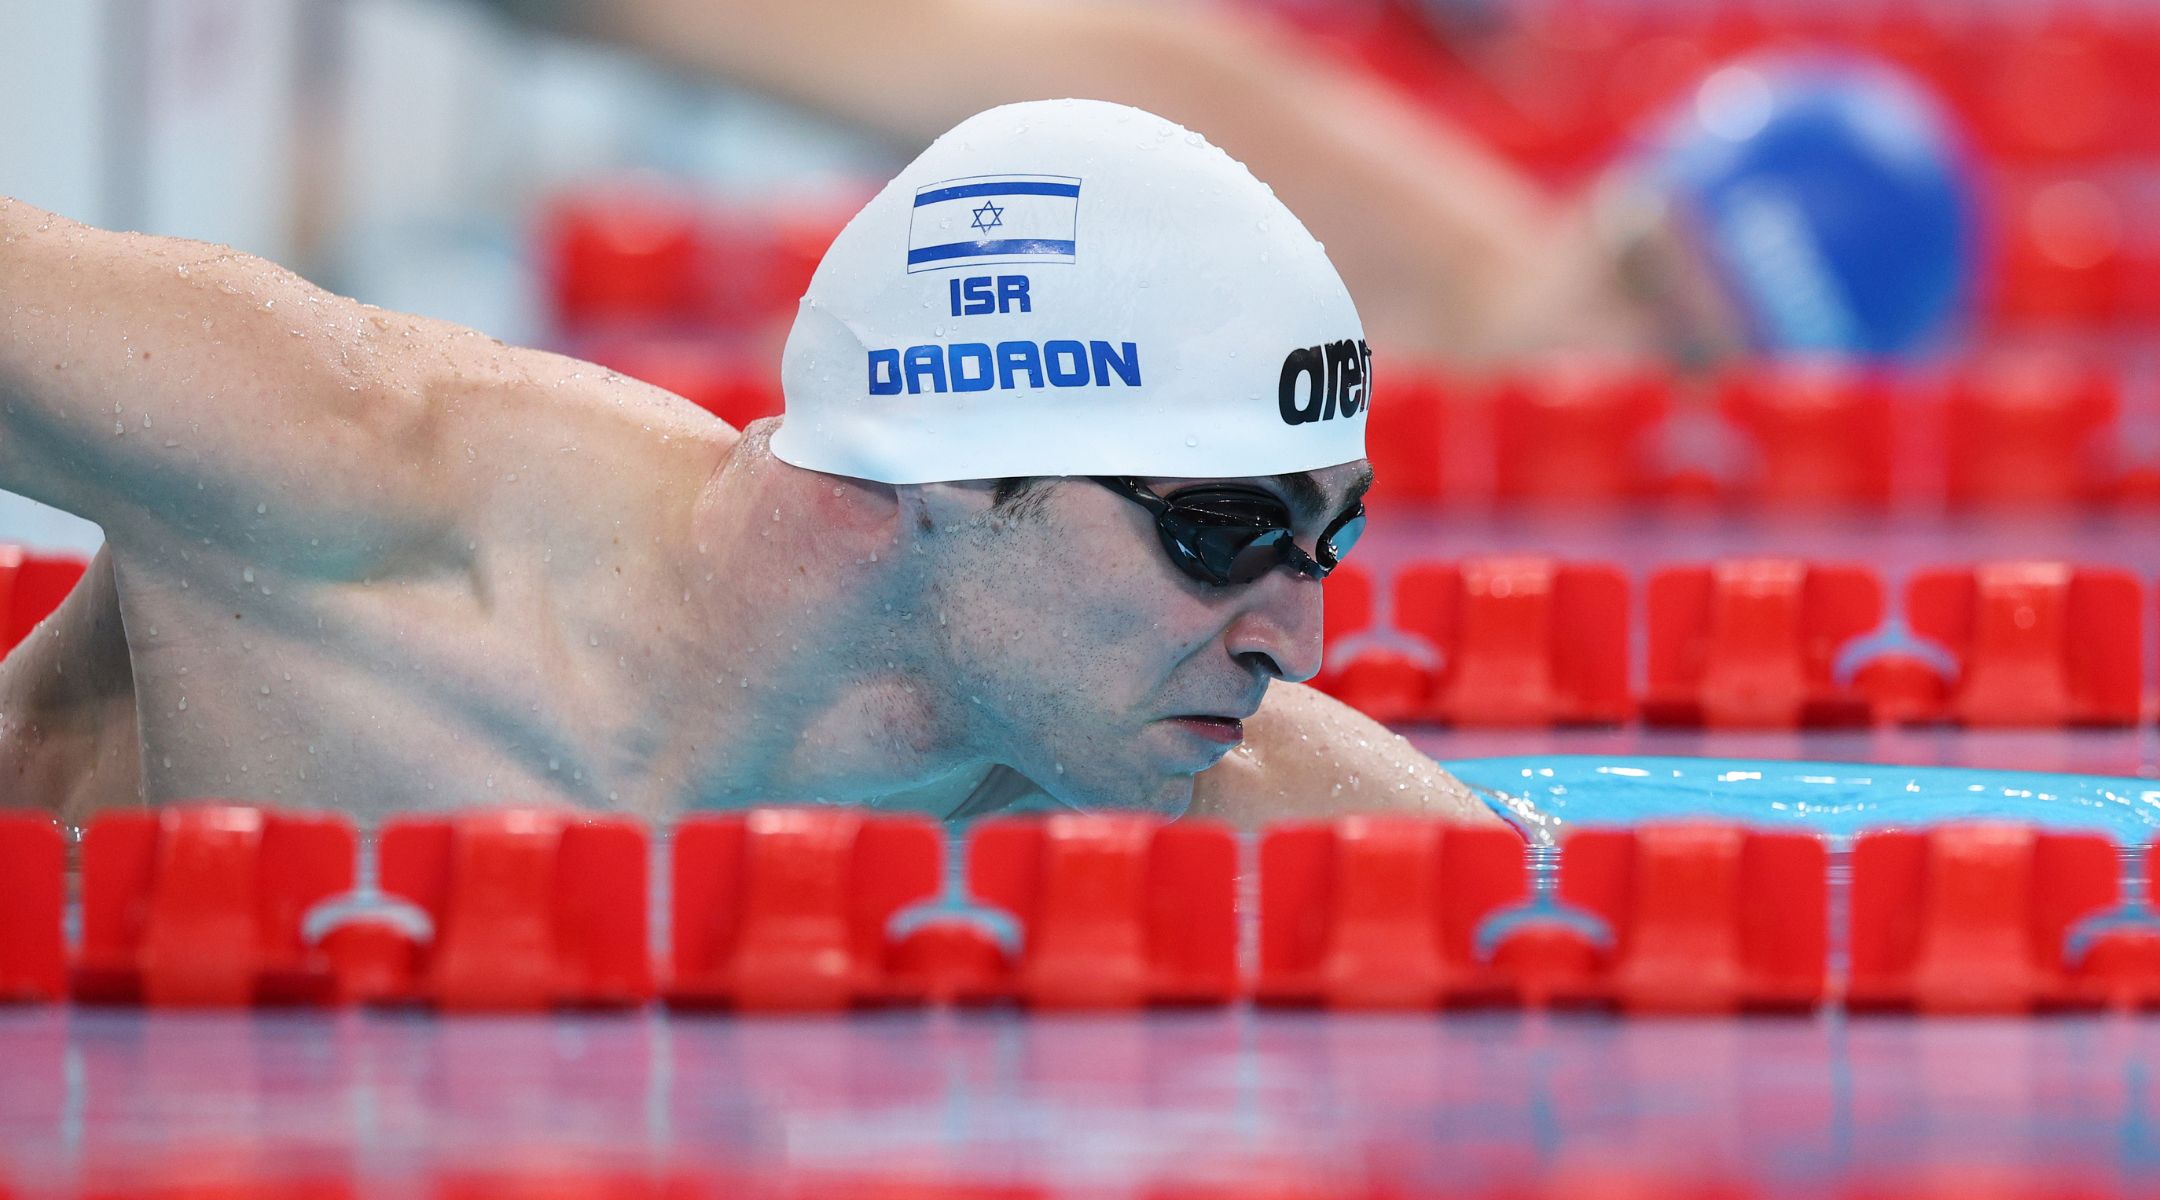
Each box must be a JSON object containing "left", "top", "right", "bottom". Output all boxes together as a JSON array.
[{"left": 907, "top": 174, "right": 1080, "bottom": 273}]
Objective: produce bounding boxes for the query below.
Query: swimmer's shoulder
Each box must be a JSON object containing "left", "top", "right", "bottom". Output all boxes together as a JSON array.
[
  {"left": 1186, "top": 682, "right": 1501, "bottom": 828},
  {"left": 416, "top": 338, "right": 745, "bottom": 537}
]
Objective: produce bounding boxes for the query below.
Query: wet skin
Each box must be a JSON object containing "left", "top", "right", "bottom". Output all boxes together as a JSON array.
[{"left": 0, "top": 199, "right": 1492, "bottom": 828}]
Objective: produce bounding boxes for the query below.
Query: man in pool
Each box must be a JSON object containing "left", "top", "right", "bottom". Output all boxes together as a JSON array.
[{"left": 0, "top": 99, "right": 1494, "bottom": 828}]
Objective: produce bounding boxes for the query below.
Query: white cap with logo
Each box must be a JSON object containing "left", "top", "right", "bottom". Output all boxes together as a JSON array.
[{"left": 769, "top": 99, "right": 1370, "bottom": 485}]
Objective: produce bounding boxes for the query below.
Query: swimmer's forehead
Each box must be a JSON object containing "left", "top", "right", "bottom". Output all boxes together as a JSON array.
[{"left": 1146, "top": 461, "right": 1373, "bottom": 523}]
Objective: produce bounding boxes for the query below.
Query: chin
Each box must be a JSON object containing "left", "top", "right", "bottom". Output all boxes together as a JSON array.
[{"left": 1047, "top": 765, "right": 1193, "bottom": 817}]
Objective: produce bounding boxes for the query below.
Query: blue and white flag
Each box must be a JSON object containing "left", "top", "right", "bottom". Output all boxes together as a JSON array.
[{"left": 906, "top": 174, "right": 1081, "bottom": 273}]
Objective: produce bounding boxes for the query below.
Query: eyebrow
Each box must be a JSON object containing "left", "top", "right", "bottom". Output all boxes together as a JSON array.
[{"left": 1268, "top": 464, "right": 1374, "bottom": 524}]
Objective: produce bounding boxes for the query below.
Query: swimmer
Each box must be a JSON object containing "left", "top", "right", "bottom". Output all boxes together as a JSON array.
[{"left": 0, "top": 100, "right": 1492, "bottom": 829}]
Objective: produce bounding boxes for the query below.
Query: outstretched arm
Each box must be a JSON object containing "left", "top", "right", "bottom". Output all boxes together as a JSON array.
[
  {"left": 1187, "top": 681, "right": 1501, "bottom": 828},
  {"left": 484, "top": 0, "right": 1646, "bottom": 363},
  {"left": 0, "top": 198, "right": 570, "bottom": 568}
]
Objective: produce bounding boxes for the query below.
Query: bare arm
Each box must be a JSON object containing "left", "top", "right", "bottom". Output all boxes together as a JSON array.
[
  {"left": 0, "top": 198, "right": 578, "bottom": 570},
  {"left": 494, "top": 0, "right": 1643, "bottom": 362},
  {"left": 1187, "top": 681, "right": 1501, "bottom": 828}
]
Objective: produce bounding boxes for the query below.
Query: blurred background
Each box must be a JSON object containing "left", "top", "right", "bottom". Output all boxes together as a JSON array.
[{"left": 4, "top": 0, "right": 2158, "bottom": 749}]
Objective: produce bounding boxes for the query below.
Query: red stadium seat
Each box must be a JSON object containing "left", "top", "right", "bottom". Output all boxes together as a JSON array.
[
  {"left": 375, "top": 810, "right": 651, "bottom": 1011},
  {"left": 1715, "top": 362, "right": 1894, "bottom": 510},
  {"left": 1905, "top": 564, "right": 2144, "bottom": 727},
  {"left": 0, "top": 813, "right": 64, "bottom": 1003},
  {"left": 1549, "top": 825, "right": 1829, "bottom": 1013},
  {"left": 1971, "top": 20, "right": 2131, "bottom": 165},
  {"left": 1990, "top": 175, "right": 2132, "bottom": 329},
  {"left": 0, "top": 546, "right": 89, "bottom": 655},
  {"left": 1257, "top": 819, "right": 1528, "bottom": 1008},
  {"left": 1643, "top": 560, "right": 1883, "bottom": 727},
  {"left": 668, "top": 809, "right": 939, "bottom": 1011},
  {"left": 1491, "top": 361, "right": 1670, "bottom": 505},
  {"left": 74, "top": 806, "right": 355, "bottom": 1007},
  {"left": 540, "top": 185, "right": 711, "bottom": 333},
  {"left": 1942, "top": 354, "right": 2120, "bottom": 508},
  {"left": 1396, "top": 557, "right": 1632, "bottom": 726},
  {"left": 968, "top": 815, "right": 1238, "bottom": 1008},
  {"left": 1847, "top": 825, "right": 2119, "bottom": 1013}
]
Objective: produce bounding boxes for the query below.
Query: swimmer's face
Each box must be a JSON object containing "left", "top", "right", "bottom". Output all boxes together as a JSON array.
[{"left": 924, "top": 461, "right": 1373, "bottom": 814}]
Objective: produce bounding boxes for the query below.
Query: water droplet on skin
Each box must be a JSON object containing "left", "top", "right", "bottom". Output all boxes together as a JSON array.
[
  {"left": 588, "top": 634, "right": 599, "bottom": 647},
  {"left": 1184, "top": 436, "right": 1199, "bottom": 447},
  {"left": 178, "top": 697, "right": 188, "bottom": 712},
  {"left": 255, "top": 503, "right": 266, "bottom": 515},
  {"left": 1054, "top": 763, "right": 1065, "bottom": 775},
  {"left": 548, "top": 758, "right": 560, "bottom": 772},
  {"left": 260, "top": 684, "right": 270, "bottom": 695},
  {"left": 242, "top": 568, "right": 255, "bottom": 584}
]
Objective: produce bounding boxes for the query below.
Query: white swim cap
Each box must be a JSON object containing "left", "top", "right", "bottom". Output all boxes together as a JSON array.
[{"left": 770, "top": 99, "right": 1370, "bottom": 485}]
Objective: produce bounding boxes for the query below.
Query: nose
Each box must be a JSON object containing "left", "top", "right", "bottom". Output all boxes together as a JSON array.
[{"left": 1224, "top": 570, "right": 1326, "bottom": 683}]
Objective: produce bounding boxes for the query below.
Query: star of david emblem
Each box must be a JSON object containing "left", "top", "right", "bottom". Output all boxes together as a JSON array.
[{"left": 969, "top": 201, "right": 1005, "bottom": 234}]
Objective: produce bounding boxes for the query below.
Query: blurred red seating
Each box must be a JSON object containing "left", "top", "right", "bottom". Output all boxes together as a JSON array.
[
  {"left": 373, "top": 810, "right": 651, "bottom": 1011},
  {"left": 1257, "top": 819, "right": 1528, "bottom": 1008},
  {"left": 1643, "top": 560, "right": 1883, "bottom": 727},
  {"left": 580, "top": 337, "right": 784, "bottom": 429},
  {"left": 1943, "top": 353, "right": 2120, "bottom": 507},
  {"left": 1394, "top": 557, "right": 1632, "bottom": 726},
  {"left": 1990, "top": 175, "right": 2132, "bottom": 329},
  {"left": 1527, "top": 824, "right": 1829, "bottom": 1013},
  {"left": 1492, "top": 361, "right": 1670, "bottom": 505},
  {"left": 1971, "top": 20, "right": 2131, "bottom": 165},
  {"left": 1904, "top": 563, "right": 2143, "bottom": 727},
  {"left": 668, "top": 809, "right": 939, "bottom": 1011},
  {"left": 541, "top": 185, "right": 711, "bottom": 332},
  {"left": 0, "top": 546, "right": 89, "bottom": 655},
  {"left": 1847, "top": 825, "right": 2118, "bottom": 1013},
  {"left": 0, "top": 813, "right": 63, "bottom": 1003},
  {"left": 1716, "top": 362, "right": 1894, "bottom": 509},
  {"left": 74, "top": 806, "right": 354, "bottom": 1007},
  {"left": 968, "top": 814, "right": 1238, "bottom": 1008}
]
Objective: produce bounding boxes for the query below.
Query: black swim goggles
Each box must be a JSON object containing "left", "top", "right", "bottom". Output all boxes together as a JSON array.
[{"left": 1092, "top": 476, "right": 1366, "bottom": 588}]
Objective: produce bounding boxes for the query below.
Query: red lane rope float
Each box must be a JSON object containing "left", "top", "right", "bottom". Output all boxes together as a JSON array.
[
  {"left": 667, "top": 809, "right": 941, "bottom": 1011},
  {"left": 0, "top": 547, "right": 88, "bottom": 656},
  {"left": 368, "top": 810, "right": 652, "bottom": 1010},
  {"left": 967, "top": 814, "right": 1239, "bottom": 1009},
  {"left": 72, "top": 805, "right": 353, "bottom": 1007},
  {"left": 0, "top": 812, "right": 63, "bottom": 1002},
  {"left": 1643, "top": 559, "right": 1883, "bottom": 728},
  {"left": 18, "top": 804, "right": 2160, "bottom": 1018}
]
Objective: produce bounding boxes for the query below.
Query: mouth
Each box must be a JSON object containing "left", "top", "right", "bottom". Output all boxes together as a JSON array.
[{"left": 1168, "top": 715, "right": 1246, "bottom": 746}]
